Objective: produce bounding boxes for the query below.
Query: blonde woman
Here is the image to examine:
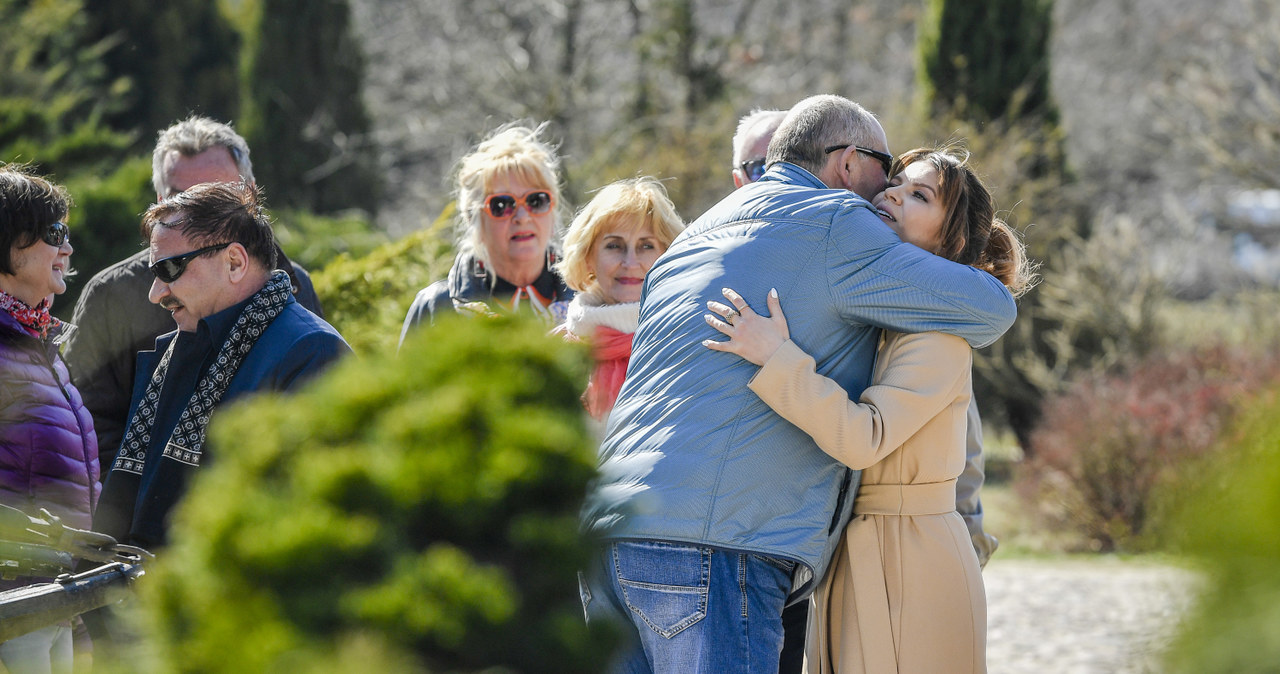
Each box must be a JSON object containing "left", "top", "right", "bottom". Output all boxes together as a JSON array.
[
  {"left": 706, "top": 147, "right": 1034, "bottom": 673},
  {"left": 400, "top": 123, "right": 574, "bottom": 344},
  {"left": 556, "top": 177, "right": 685, "bottom": 420}
]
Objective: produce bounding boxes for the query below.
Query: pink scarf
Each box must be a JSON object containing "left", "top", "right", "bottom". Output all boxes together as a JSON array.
[
  {"left": 0, "top": 290, "right": 58, "bottom": 339},
  {"left": 584, "top": 326, "right": 635, "bottom": 420}
]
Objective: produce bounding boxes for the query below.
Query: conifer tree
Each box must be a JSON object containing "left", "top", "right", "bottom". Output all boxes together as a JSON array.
[
  {"left": 82, "top": 0, "right": 242, "bottom": 142},
  {"left": 240, "top": 0, "right": 380, "bottom": 215},
  {"left": 916, "top": 0, "right": 1056, "bottom": 123}
]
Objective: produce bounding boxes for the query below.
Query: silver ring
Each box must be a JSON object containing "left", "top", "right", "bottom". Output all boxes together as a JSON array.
[{"left": 725, "top": 311, "right": 738, "bottom": 326}]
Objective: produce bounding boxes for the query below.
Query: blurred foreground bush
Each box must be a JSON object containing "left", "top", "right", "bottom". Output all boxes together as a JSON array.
[
  {"left": 1017, "top": 342, "right": 1280, "bottom": 552},
  {"left": 1161, "top": 385, "right": 1280, "bottom": 673},
  {"left": 133, "top": 314, "right": 612, "bottom": 673}
]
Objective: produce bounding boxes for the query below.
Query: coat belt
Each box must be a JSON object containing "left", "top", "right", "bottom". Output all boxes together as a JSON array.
[{"left": 853, "top": 479, "right": 957, "bottom": 516}]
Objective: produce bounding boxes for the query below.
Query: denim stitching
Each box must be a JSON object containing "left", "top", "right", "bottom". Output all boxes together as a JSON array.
[{"left": 613, "top": 543, "right": 710, "bottom": 639}]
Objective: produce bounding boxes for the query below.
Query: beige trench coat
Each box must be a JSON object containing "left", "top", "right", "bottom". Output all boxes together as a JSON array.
[{"left": 749, "top": 331, "right": 986, "bottom": 674}]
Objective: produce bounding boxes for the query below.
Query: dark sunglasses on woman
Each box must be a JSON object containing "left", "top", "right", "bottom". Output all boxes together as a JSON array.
[
  {"left": 149, "top": 243, "right": 232, "bottom": 283},
  {"left": 484, "top": 191, "right": 554, "bottom": 219},
  {"left": 42, "top": 221, "right": 70, "bottom": 247}
]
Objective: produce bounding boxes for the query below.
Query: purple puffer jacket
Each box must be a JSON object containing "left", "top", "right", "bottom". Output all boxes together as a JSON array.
[{"left": 1, "top": 308, "right": 100, "bottom": 584}]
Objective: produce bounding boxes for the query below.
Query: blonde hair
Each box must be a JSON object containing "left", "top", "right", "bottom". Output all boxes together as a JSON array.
[
  {"left": 455, "top": 122, "right": 565, "bottom": 267},
  {"left": 895, "top": 145, "right": 1037, "bottom": 296},
  {"left": 557, "top": 177, "right": 685, "bottom": 294}
]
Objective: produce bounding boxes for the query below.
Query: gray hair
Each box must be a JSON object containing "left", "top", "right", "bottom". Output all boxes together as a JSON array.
[
  {"left": 731, "top": 109, "right": 787, "bottom": 167},
  {"left": 766, "top": 95, "right": 880, "bottom": 176},
  {"left": 151, "top": 115, "right": 255, "bottom": 196}
]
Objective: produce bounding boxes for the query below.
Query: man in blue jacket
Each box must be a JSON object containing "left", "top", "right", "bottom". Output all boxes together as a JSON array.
[
  {"left": 92, "top": 181, "right": 350, "bottom": 551},
  {"left": 581, "top": 95, "right": 1018, "bottom": 672}
]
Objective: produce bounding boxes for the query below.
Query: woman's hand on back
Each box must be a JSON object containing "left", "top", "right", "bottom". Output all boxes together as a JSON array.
[{"left": 702, "top": 287, "right": 789, "bottom": 367}]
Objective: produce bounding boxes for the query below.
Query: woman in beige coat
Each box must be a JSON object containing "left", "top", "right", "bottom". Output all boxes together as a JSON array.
[{"left": 704, "top": 147, "right": 1034, "bottom": 674}]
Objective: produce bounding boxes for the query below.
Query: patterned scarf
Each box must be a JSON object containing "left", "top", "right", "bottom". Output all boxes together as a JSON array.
[
  {"left": 111, "top": 271, "right": 292, "bottom": 475},
  {"left": 0, "top": 289, "right": 59, "bottom": 339}
]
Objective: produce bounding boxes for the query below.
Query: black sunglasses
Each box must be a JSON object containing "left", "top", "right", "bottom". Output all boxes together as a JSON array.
[
  {"left": 824, "top": 144, "right": 895, "bottom": 177},
  {"left": 483, "top": 191, "right": 554, "bottom": 219},
  {"left": 150, "top": 243, "right": 232, "bottom": 283},
  {"left": 738, "top": 158, "right": 768, "bottom": 183},
  {"left": 41, "top": 221, "right": 70, "bottom": 247}
]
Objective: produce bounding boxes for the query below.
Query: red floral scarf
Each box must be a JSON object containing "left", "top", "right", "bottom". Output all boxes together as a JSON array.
[{"left": 0, "top": 289, "right": 58, "bottom": 339}]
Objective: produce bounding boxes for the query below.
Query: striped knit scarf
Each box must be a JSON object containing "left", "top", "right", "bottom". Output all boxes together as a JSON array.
[{"left": 111, "top": 271, "right": 292, "bottom": 475}]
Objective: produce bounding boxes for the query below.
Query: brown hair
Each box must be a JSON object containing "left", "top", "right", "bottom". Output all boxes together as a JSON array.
[
  {"left": 0, "top": 164, "right": 71, "bottom": 275},
  {"left": 894, "top": 146, "right": 1036, "bottom": 295},
  {"left": 142, "top": 181, "right": 276, "bottom": 271}
]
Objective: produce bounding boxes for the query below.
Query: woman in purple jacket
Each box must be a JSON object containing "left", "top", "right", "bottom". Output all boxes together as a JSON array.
[{"left": 0, "top": 165, "right": 99, "bottom": 674}]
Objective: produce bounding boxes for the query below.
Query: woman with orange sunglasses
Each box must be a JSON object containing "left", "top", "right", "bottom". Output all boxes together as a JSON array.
[{"left": 399, "top": 122, "right": 574, "bottom": 345}]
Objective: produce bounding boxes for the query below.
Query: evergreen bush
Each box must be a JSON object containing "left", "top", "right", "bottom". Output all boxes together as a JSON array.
[
  {"left": 134, "top": 314, "right": 613, "bottom": 673},
  {"left": 310, "top": 208, "right": 456, "bottom": 356},
  {"left": 270, "top": 207, "right": 387, "bottom": 273}
]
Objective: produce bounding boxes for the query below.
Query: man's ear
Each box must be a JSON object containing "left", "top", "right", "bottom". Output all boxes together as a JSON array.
[{"left": 225, "top": 242, "right": 251, "bottom": 282}]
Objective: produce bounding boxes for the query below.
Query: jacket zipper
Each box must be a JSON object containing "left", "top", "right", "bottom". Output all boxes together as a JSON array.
[{"left": 828, "top": 468, "right": 852, "bottom": 534}]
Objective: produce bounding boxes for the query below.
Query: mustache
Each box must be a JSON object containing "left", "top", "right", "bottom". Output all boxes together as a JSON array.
[{"left": 159, "top": 298, "right": 183, "bottom": 312}]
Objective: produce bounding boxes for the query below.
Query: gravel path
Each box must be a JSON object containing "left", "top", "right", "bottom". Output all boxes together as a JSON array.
[{"left": 984, "top": 558, "right": 1201, "bottom": 673}]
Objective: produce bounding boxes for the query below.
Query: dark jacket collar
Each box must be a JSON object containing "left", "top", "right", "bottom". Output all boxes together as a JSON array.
[{"left": 445, "top": 251, "right": 572, "bottom": 304}]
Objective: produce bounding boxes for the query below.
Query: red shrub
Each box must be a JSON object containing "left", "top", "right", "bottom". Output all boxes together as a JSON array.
[{"left": 1019, "top": 342, "right": 1280, "bottom": 551}]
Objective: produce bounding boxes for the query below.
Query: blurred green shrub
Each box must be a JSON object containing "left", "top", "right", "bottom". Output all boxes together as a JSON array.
[
  {"left": 270, "top": 207, "right": 387, "bottom": 273},
  {"left": 1018, "top": 342, "right": 1280, "bottom": 552},
  {"left": 134, "top": 314, "right": 612, "bottom": 673},
  {"left": 310, "top": 207, "right": 456, "bottom": 356},
  {"left": 1160, "top": 385, "right": 1280, "bottom": 673}
]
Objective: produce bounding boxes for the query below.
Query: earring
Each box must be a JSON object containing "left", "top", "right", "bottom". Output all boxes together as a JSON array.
[
  {"left": 546, "top": 249, "right": 556, "bottom": 270},
  {"left": 472, "top": 258, "right": 488, "bottom": 278},
  {"left": 587, "top": 272, "right": 596, "bottom": 282}
]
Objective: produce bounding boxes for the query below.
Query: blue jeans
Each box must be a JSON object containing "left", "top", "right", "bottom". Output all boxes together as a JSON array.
[
  {"left": 582, "top": 540, "right": 795, "bottom": 674},
  {"left": 0, "top": 623, "right": 72, "bottom": 674}
]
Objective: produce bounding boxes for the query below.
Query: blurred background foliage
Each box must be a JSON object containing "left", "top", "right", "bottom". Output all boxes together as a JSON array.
[{"left": 3, "top": 0, "right": 1279, "bottom": 666}]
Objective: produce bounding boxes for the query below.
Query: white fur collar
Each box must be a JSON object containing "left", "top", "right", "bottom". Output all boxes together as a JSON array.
[{"left": 563, "top": 291, "right": 640, "bottom": 338}]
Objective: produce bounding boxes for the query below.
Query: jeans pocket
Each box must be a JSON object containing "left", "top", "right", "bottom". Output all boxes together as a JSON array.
[
  {"left": 612, "top": 541, "right": 710, "bottom": 639},
  {"left": 751, "top": 553, "right": 797, "bottom": 574}
]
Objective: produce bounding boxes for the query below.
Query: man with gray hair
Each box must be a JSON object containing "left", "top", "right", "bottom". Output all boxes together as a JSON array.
[
  {"left": 732, "top": 109, "right": 787, "bottom": 188},
  {"left": 64, "top": 116, "right": 323, "bottom": 461},
  {"left": 581, "top": 95, "right": 1017, "bottom": 671}
]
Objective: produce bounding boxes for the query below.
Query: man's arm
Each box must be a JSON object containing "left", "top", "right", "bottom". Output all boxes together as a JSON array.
[
  {"left": 957, "top": 395, "right": 998, "bottom": 568},
  {"left": 827, "top": 204, "right": 1017, "bottom": 348}
]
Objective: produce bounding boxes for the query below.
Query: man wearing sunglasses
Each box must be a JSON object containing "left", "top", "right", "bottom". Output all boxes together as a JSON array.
[
  {"left": 731, "top": 109, "right": 787, "bottom": 188},
  {"left": 92, "top": 181, "right": 349, "bottom": 556},
  {"left": 581, "top": 95, "right": 1016, "bottom": 672},
  {"left": 64, "top": 116, "right": 324, "bottom": 466}
]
